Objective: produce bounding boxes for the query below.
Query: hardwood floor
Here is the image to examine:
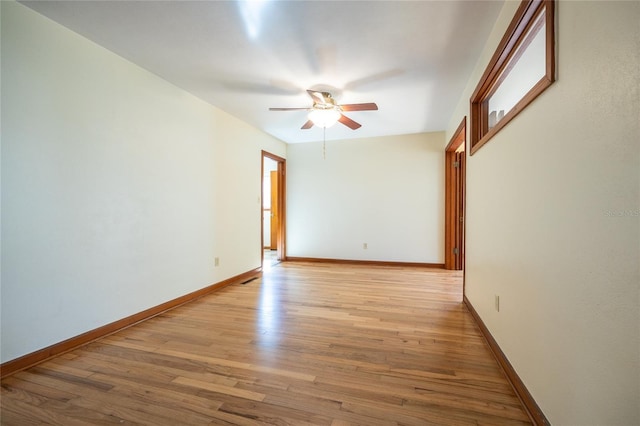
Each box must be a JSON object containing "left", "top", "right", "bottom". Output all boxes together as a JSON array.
[{"left": 1, "top": 262, "right": 531, "bottom": 425}]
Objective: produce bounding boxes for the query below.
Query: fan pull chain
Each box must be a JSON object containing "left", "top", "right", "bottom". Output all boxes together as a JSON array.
[{"left": 323, "top": 126, "right": 326, "bottom": 160}]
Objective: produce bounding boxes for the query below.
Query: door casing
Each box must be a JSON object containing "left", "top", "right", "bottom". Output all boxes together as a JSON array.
[
  {"left": 445, "top": 117, "right": 466, "bottom": 271},
  {"left": 261, "top": 151, "right": 286, "bottom": 265}
]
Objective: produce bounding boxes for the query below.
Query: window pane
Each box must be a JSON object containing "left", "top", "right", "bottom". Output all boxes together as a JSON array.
[{"left": 487, "top": 11, "right": 546, "bottom": 129}]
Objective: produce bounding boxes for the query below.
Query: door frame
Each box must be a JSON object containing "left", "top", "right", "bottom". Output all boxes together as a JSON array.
[
  {"left": 261, "top": 151, "right": 286, "bottom": 266},
  {"left": 444, "top": 117, "right": 466, "bottom": 271}
]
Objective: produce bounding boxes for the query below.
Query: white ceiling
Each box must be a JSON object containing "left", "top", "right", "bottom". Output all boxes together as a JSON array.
[{"left": 21, "top": 0, "right": 503, "bottom": 144}]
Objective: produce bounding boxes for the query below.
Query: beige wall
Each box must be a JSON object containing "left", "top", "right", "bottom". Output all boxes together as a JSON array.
[
  {"left": 446, "top": 1, "right": 640, "bottom": 424},
  {"left": 1, "top": 1, "right": 286, "bottom": 362},
  {"left": 286, "top": 132, "right": 445, "bottom": 264}
]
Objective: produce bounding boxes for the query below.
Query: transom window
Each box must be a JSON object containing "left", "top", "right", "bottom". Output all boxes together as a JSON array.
[{"left": 470, "top": 0, "right": 555, "bottom": 155}]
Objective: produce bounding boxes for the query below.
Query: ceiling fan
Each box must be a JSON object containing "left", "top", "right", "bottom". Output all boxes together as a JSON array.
[{"left": 269, "top": 90, "right": 378, "bottom": 130}]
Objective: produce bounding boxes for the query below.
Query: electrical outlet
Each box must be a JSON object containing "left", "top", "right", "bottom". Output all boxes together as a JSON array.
[
  {"left": 495, "top": 295, "right": 500, "bottom": 312},
  {"left": 214, "top": 257, "right": 220, "bottom": 267},
  {"left": 363, "top": 243, "right": 368, "bottom": 249}
]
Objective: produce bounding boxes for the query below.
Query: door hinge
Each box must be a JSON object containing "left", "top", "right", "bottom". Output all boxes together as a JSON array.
[
  {"left": 460, "top": 216, "right": 464, "bottom": 222},
  {"left": 453, "top": 161, "right": 460, "bottom": 168},
  {"left": 453, "top": 247, "right": 459, "bottom": 255}
]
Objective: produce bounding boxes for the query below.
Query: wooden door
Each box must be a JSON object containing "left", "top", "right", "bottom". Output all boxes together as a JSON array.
[
  {"left": 445, "top": 117, "right": 466, "bottom": 270},
  {"left": 454, "top": 151, "right": 465, "bottom": 270},
  {"left": 270, "top": 170, "right": 279, "bottom": 250}
]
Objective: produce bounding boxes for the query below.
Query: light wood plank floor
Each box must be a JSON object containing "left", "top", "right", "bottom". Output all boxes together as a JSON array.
[{"left": 1, "top": 262, "right": 531, "bottom": 425}]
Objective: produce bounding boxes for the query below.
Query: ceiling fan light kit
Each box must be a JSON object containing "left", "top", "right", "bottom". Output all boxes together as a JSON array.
[
  {"left": 308, "top": 108, "right": 341, "bottom": 128},
  {"left": 269, "top": 90, "right": 378, "bottom": 131}
]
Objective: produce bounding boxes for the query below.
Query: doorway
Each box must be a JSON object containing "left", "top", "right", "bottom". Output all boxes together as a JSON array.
[
  {"left": 262, "top": 151, "right": 286, "bottom": 269},
  {"left": 445, "top": 117, "right": 466, "bottom": 271}
]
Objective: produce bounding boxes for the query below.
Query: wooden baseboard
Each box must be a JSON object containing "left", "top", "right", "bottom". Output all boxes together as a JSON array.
[
  {"left": 463, "top": 295, "right": 550, "bottom": 426},
  {"left": 0, "top": 268, "right": 262, "bottom": 379},
  {"left": 285, "top": 256, "right": 444, "bottom": 269}
]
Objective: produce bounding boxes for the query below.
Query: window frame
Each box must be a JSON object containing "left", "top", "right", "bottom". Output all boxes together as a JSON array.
[{"left": 470, "top": 0, "right": 555, "bottom": 155}]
